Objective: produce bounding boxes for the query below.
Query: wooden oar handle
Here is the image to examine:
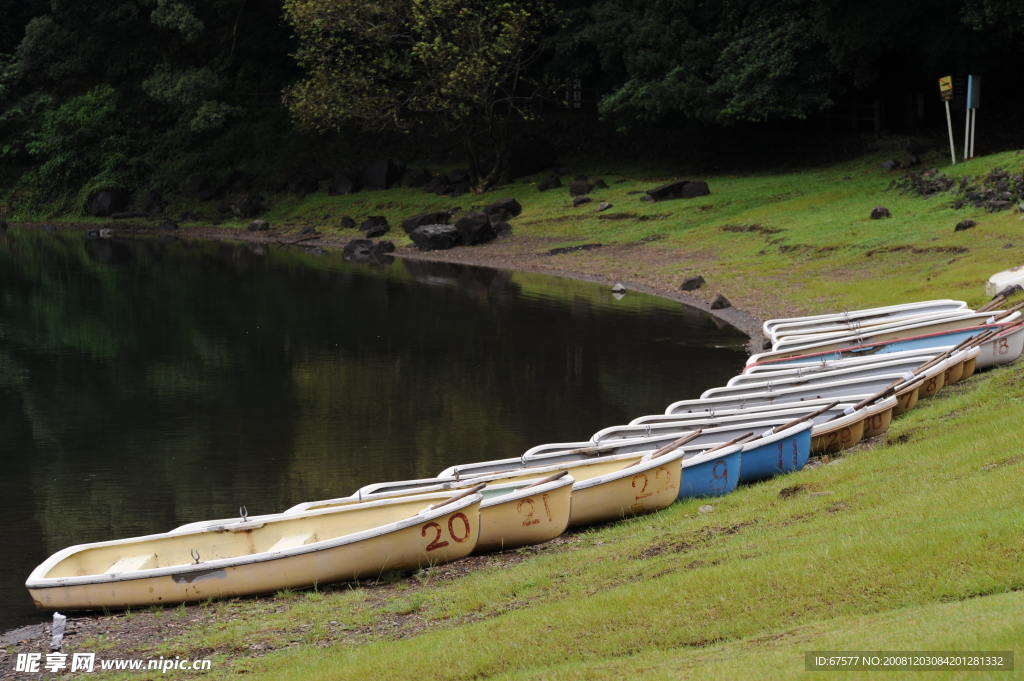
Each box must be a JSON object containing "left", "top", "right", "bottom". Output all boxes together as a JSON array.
[
  {"left": 976, "top": 294, "right": 1006, "bottom": 313},
  {"left": 427, "top": 484, "right": 486, "bottom": 511},
  {"left": 702, "top": 432, "right": 754, "bottom": 454},
  {"left": 992, "top": 300, "right": 1024, "bottom": 321},
  {"left": 521, "top": 470, "right": 570, "bottom": 490},
  {"left": 623, "top": 429, "right": 705, "bottom": 468}
]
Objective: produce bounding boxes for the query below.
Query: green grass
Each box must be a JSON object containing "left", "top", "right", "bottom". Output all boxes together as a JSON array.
[{"left": 25, "top": 145, "right": 1024, "bottom": 678}]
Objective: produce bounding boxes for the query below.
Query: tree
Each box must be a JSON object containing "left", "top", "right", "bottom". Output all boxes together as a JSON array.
[
  {"left": 550, "top": 0, "right": 837, "bottom": 127},
  {"left": 284, "top": 0, "right": 555, "bottom": 188}
]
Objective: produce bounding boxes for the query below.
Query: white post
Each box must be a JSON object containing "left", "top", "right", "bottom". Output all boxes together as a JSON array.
[
  {"left": 945, "top": 101, "right": 956, "bottom": 165},
  {"left": 969, "top": 109, "right": 977, "bottom": 159}
]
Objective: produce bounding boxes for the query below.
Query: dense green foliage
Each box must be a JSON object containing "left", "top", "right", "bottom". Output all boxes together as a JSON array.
[
  {"left": 2, "top": 0, "right": 1024, "bottom": 207},
  {"left": 285, "top": 0, "right": 553, "bottom": 185}
]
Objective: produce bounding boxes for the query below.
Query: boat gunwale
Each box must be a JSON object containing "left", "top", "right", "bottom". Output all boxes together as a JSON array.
[
  {"left": 770, "top": 311, "right": 1021, "bottom": 355},
  {"left": 570, "top": 447, "right": 688, "bottom": 491},
  {"left": 745, "top": 321, "right": 1020, "bottom": 368},
  {"left": 26, "top": 491, "right": 483, "bottom": 590},
  {"left": 770, "top": 309, "right": 977, "bottom": 347},
  {"left": 762, "top": 300, "right": 968, "bottom": 336}
]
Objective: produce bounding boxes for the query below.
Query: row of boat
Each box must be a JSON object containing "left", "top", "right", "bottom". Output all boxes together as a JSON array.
[{"left": 26, "top": 296, "right": 1024, "bottom": 611}]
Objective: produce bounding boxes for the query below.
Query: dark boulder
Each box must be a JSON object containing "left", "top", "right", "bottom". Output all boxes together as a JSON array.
[
  {"left": 410, "top": 224, "right": 462, "bottom": 251},
  {"left": 328, "top": 175, "right": 358, "bottom": 196},
  {"left": 86, "top": 229, "right": 100, "bottom": 239},
  {"left": 88, "top": 188, "right": 131, "bottom": 217},
  {"left": 573, "top": 196, "right": 592, "bottom": 207},
  {"left": 423, "top": 174, "right": 451, "bottom": 195},
  {"left": 997, "top": 284, "right": 1024, "bottom": 298},
  {"left": 569, "top": 180, "right": 592, "bottom": 197},
  {"left": 247, "top": 219, "right": 270, "bottom": 232},
  {"left": 710, "top": 294, "right": 732, "bottom": 310},
  {"left": 492, "top": 221, "right": 512, "bottom": 237},
  {"left": 374, "top": 240, "right": 396, "bottom": 255},
  {"left": 955, "top": 219, "right": 977, "bottom": 232},
  {"left": 231, "top": 194, "right": 265, "bottom": 219},
  {"left": 158, "top": 220, "right": 178, "bottom": 232},
  {"left": 289, "top": 176, "right": 320, "bottom": 199},
  {"left": 646, "top": 180, "right": 710, "bottom": 202},
  {"left": 500, "top": 135, "right": 557, "bottom": 180},
  {"left": 988, "top": 200, "right": 1013, "bottom": 212},
  {"left": 538, "top": 175, "right": 561, "bottom": 192},
  {"left": 402, "top": 169, "right": 433, "bottom": 188},
  {"left": 183, "top": 177, "right": 210, "bottom": 198},
  {"left": 44, "top": 223, "right": 57, "bottom": 233},
  {"left": 110, "top": 211, "right": 149, "bottom": 219},
  {"left": 217, "top": 200, "right": 234, "bottom": 215},
  {"left": 870, "top": 206, "right": 892, "bottom": 219},
  {"left": 141, "top": 190, "right": 163, "bottom": 215},
  {"left": 880, "top": 159, "right": 899, "bottom": 170},
  {"left": 360, "top": 216, "right": 391, "bottom": 238},
  {"left": 340, "top": 216, "right": 357, "bottom": 229},
  {"left": 453, "top": 212, "right": 497, "bottom": 246},
  {"left": 448, "top": 180, "right": 471, "bottom": 198},
  {"left": 596, "top": 202, "right": 613, "bottom": 212},
  {"left": 593, "top": 178, "right": 609, "bottom": 189},
  {"left": 448, "top": 168, "right": 472, "bottom": 184},
  {"left": 485, "top": 198, "right": 522, "bottom": 218},
  {"left": 298, "top": 226, "right": 319, "bottom": 236},
  {"left": 680, "top": 275, "right": 705, "bottom": 291},
  {"left": 403, "top": 211, "right": 453, "bottom": 234},
  {"left": 197, "top": 186, "right": 222, "bottom": 202},
  {"left": 180, "top": 210, "right": 199, "bottom": 222},
  {"left": 363, "top": 159, "right": 406, "bottom": 190},
  {"left": 265, "top": 179, "right": 287, "bottom": 195}
]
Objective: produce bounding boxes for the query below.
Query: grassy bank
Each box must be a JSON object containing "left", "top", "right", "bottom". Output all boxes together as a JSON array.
[{"left": 6, "top": 145, "right": 1024, "bottom": 679}]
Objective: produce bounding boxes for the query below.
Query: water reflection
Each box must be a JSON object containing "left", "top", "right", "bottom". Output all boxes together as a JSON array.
[{"left": 0, "top": 229, "right": 747, "bottom": 629}]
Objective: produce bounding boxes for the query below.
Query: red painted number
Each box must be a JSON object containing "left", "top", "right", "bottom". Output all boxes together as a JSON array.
[
  {"left": 422, "top": 522, "right": 449, "bottom": 551},
  {"left": 792, "top": 440, "right": 799, "bottom": 467},
  {"left": 632, "top": 473, "right": 652, "bottom": 500},
  {"left": 711, "top": 460, "right": 728, "bottom": 492},
  {"left": 448, "top": 513, "right": 471, "bottom": 543},
  {"left": 541, "top": 493, "right": 553, "bottom": 522},
  {"left": 653, "top": 466, "right": 675, "bottom": 494},
  {"left": 517, "top": 498, "right": 540, "bottom": 526},
  {"left": 996, "top": 338, "right": 1010, "bottom": 356}
]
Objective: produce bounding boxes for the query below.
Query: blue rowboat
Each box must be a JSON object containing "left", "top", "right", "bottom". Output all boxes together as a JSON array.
[
  {"left": 735, "top": 421, "right": 813, "bottom": 482},
  {"left": 680, "top": 446, "right": 740, "bottom": 498},
  {"left": 747, "top": 321, "right": 1019, "bottom": 370}
]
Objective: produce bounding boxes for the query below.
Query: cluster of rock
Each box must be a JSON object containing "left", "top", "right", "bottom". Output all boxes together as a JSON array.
[
  {"left": 951, "top": 167, "right": 1024, "bottom": 213},
  {"left": 405, "top": 198, "right": 521, "bottom": 252},
  {"left": 888, "top": 168, "right": 956, "bottom": 198},
  {"left": 879, "top": 154, "right": 922, "bottom": 171},
  {"left": 890, "top": 166, "right": 1024, "bottom": 215},
  {"left": 89, "top": 188, "right": 167, "bottom": 218}
]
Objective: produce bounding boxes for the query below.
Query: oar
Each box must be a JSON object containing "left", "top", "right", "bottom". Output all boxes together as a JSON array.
[
  {"left": 698, "top": 432, "right": 755, "bottom": 455},
  {"left": 521, "top": 470, "right": 570, "bottom": 489},
  {"left": 976, "top": 295, "right": 1006, "bottom": 313},
  {"left": 748, "top": 401, "right": 840, "bottom": 438},
  {"left": 623, "top": 430, "right": 705, "bottom": 468},
  {"left": 426, "top": 483, "right": 486, "bottom": 510},
  {"left": 991, "top": 300, "right": 1024, "bottom": 321}
]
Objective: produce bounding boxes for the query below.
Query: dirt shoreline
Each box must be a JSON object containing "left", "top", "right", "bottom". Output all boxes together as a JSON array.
[{"left": 9, "top": 221, "right": 769, "bottom": 353}]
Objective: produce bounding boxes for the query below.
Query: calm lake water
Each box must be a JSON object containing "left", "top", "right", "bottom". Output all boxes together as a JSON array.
[{"left": 0, "top": 229, "right": 747, "bottom": 630}]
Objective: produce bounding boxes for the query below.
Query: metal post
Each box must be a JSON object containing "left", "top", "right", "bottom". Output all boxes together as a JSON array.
[
  {"left": 944, "top": 101, "right": 956, "bottom": 165},
  {"left": 969, "top": 109, "right": 977, "bottom": 159}
]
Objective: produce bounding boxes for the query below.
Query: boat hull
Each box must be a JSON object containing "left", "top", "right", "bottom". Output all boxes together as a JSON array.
[
  {"left": 28, "top": 501, "right": 482, "bottom": 610},
  {"left": 740, "top": 425, "right": 812, "bottom": 481},
  {"left": 475, "top": 481, "right": 573, "bottom": 553},
  {"left": 680, "top": 450, "right": 741, "bottom": 498},
  {"left": 567, "top": 452, "right": 684, "bottom": 528}
]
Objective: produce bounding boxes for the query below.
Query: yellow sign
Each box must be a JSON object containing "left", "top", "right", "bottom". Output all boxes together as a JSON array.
[{"left": 939, "top": 76, "right": 953, "bottom": 102}]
